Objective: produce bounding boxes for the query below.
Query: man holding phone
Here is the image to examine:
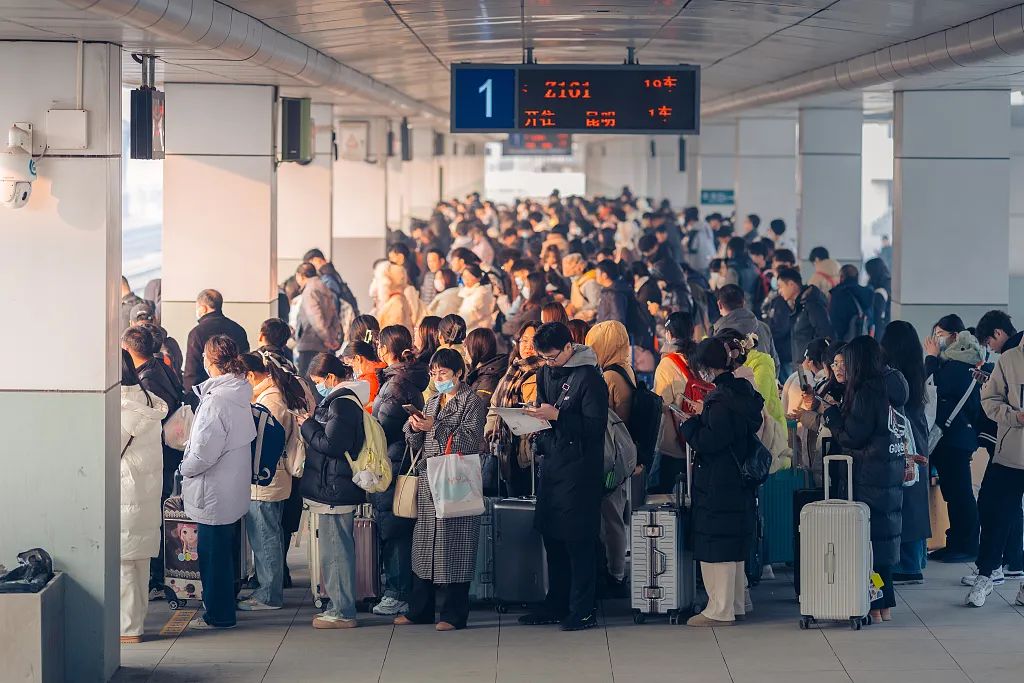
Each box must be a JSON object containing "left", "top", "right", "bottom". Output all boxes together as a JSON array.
[{"left": 518, "top": 323, "right": 608, "bottom": 631}]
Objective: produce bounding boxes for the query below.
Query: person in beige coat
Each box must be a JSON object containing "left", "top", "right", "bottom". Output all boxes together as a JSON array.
[
  {"left": 120, "top": 351, "right": 169, "bottom": 644},
  {"left": 585, "top": 320, "right": 634, "bottom": 591},
  {"left": 237, "top": 349, "right": 314, "bottom": 611},
  {"left": 376, "top": 263, "right": 415, "bottom": 330}
]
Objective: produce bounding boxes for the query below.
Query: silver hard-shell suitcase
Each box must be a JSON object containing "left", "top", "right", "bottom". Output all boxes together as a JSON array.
[{"left": 798, "top": 455, "right": 873, "bottom": 630}]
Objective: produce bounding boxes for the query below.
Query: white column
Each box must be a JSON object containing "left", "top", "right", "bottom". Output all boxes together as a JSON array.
[
  {"left": 734, "top": 112, "right": 797, "bottom": 235},
  {"left": 647, "top": 136, "right": 688, "bottom": 206},
  {"left": 696, "top": 120, "right": 736, "bottom": 216},
  {"left": 1010, "top": 123, "right": 1024, "bottom": 323},
  {"left": 335, "top": 117, "right": 389, "bottom": 313},
  {"left": 278, "top": 103, "right": 333, "bottom": 277},
  {"left": 406, "top": 126, "right": 440, "bottom": 220},
  {"left": 162, "top": 84, "right": 278, "bottom": 345},
  {"left": 585, "top": 137, "right": 648, "bottom": 197},
  {"left": 0, "top": 41, "right": 121, "bottom": 681},
  {"left": 892, "top": 90, "right": 1010, "bottom": 334},
  {"left": 797, "top": 107, "right": 863, "bottom": 264},
  {"left": 442, "top": 140, "right": 485, "bottom": 200}
]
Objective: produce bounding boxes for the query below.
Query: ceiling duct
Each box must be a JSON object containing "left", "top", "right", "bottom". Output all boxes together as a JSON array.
[
  {"left": 704, "top": 4, "right": 1024, "bottom": 117},
  {"left": 61, "top": 0, "right": 448, "bottom": 123}
]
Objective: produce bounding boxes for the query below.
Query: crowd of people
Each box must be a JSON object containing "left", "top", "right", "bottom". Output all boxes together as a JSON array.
[{"left": 115, "top": 187, "right": 1024, "bottom": 642}]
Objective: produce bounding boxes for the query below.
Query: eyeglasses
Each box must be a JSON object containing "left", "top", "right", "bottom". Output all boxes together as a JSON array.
[
  {"left": 537, "top": 351, "right": 562, "bottom": 362},
  {"left": 830, "top": 359, "right": 844, "bottom": 369}
]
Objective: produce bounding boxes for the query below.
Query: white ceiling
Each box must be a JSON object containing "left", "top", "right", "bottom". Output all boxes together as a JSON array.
[{"left": 2, "top": 0, "right": 1024, "bottom": 119}]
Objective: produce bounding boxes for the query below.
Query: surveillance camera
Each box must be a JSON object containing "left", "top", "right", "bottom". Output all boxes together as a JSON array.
[{"left": 0, "top": 142, "right": 37, "bottom": 210}]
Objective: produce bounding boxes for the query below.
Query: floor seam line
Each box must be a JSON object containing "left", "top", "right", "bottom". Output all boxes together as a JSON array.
[
  {"left": 710, "top": 625, "right": 735, "bottom": 683},
  {"left": 378, "top": 620, "right": 396, "bottom": 683},
  {"left": 259, "top": 597, "right": 303, "bottom": 682},
  {"left": 895, "top": 582, "right": 977, "bottom": 683},
  {"left": 601, "top": 600, "right": 615, "bottom": 683}
]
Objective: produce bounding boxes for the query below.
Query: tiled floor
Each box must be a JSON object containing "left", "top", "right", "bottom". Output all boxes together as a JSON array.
[{"left": 113, "top": 554, "right": 1024, "bottom": 683}]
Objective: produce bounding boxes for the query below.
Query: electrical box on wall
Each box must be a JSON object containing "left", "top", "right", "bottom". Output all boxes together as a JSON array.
[{"left": 46, "top": 109, "right": 88, "bottom": 150}]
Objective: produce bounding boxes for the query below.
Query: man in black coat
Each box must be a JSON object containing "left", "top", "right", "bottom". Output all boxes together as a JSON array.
[
  {"left": 594, "top": 261, "right": 631, "bottom": 326},
  {"left": 830, "top": 265, "right": 874, "bottom": 342},
  {"left": 777, "top": 267, "right": 834, "bottom": 364},
  {"left": 520, "top": 323, "right": 608, "bottom": 631},
  {"left": 182, "top": 289, "right": 250, "bottom": 399}
]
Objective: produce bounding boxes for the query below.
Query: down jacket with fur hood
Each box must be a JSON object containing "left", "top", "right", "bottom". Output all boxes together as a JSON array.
[
  {"left": 180, "top": 374, "right": 257, "bottom": 526},
  {"left": 121, "top": 385, "right": 168, "bottom": 560}
]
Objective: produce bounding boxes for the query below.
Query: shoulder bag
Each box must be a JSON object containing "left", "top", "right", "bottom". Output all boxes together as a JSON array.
[
  {"left": 927, "top": 376, "right": 976, "bottom": 453},
  {"left": 393, "top": 445, "right": 422, "bottom": 519}
]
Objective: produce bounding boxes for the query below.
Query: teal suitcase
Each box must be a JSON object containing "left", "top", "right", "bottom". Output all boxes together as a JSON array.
[{"left": 761, "top": 468, "right": 809, "bottom": 565}]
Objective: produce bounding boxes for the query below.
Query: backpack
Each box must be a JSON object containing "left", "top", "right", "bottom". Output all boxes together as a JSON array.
[
  {"left": 665, "top": 353, "right": 715, "bottom": 403},
  {"left": 606, "top": 365, "right": 663, "bottom": 469},
  {"left": 340, "top": 395, "right": 393, "bottom": 493},
  {"left": 625, "top": 295, "right": 655, "bottom": 350},
  {"left": 846, "top": 293, "right": 870, "bottom": 341},
  {"left": 251, "top": 403, "right": 286, "bottom": 486},
  {"left": 554, "top": 367, "right": 637, "bottom": 494}
]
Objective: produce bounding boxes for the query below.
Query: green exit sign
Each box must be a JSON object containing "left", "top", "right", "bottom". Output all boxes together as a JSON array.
[{"left": 700, "top": 189, "right": 734, "bottom": 205}]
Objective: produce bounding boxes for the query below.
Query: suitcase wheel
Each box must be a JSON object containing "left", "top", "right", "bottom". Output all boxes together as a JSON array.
[
  {"left": 314, "top": 598, "right": 324, "bottom": 610},
  {"left": 632, "top": 610, "right": 646, "bottom": 625},
  {"left": 849, "top": 617, "right": 862, "bottom": 631},
  {"left": 798, "top": 616, "right": 811, "bottom": 630},
  {"left": 168, "top": 598, "right": 184, "bottom": 611},
  {"left": 861, "top": 614, "right": 872, "bottom": 627},
  {"left": 668, "top": 610, "right": 680, "bottom": 626},
  {"left": 162, "top": 586, "right": 177, "bottom": 604}
]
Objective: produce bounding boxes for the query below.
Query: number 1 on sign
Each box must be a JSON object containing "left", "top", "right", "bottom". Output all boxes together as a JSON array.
[{"left": 479, "top": 78, "right": 492, "bottom": 118}]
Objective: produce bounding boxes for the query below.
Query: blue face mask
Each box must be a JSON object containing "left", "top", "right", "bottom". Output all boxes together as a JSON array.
[
  {"left": 434, "top": 378, "right": 456, "bottom": 394},
  {"left": 316, "top": 382, "right": 331, "bottom": 398}
]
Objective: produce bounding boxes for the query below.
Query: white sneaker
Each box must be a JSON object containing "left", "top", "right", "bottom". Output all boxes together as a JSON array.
[
  {"left": 962, "top": 567, "right": 1004, "bottom": 586},
  {"left": 236, "top": 597, "right": 281, "bottom": 611},
  {"left": 1002, "top": 567, "right": 1024, "bottom": 580},
  {"left": 744, "top": 589, "right": 753, "bottom": 613},
  {"left": 966, "top": 575, "right": 994, "bottom": 608},
  {"left": 372, "top": 596, "right": 409, "bottom": 616},
  {"left": 1015, "top": 585, "right": 1024, "bottom": 607},
  {"left": 761, "top": 565, "right": 775, "bottom": 580}
]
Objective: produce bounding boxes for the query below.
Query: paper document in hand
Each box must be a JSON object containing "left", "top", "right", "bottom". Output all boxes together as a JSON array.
[{"left": 490, "top": 407, "right": 552, "bottom": 436}]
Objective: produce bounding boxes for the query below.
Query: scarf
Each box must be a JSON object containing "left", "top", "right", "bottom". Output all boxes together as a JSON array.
[{"left": 492, "top": 354, "right": 544, "bottom": 410}]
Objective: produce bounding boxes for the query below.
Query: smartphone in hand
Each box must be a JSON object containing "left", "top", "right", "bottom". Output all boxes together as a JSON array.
[{"left": 402, "top": 404, "right": 425, "bottom": 419}]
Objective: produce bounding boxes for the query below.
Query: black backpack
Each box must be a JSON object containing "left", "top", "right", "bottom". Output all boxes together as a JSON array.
[
  {"left": 624, "top": 295, "right": 655, "bottom": 350},
  {"left": 607, "top": 365, "right": 663, "bottom": 469},
  {"left": 845, "top": 294, "right": 870, "bottom": 342}
]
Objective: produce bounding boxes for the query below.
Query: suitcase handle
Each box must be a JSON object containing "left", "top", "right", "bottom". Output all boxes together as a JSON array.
[
  {"left": 652, "top": 547, "right": 667, "bottom": 577},
  {"left": 685, "top": 445, "right": 693, "bottom": 509},
  {"left": 823, "top": 455, "right": 853, "bottom": 502}
]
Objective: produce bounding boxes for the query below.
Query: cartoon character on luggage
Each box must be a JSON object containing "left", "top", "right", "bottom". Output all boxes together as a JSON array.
[
  {"left": 162, "top": 500, "right": 204, "bottom": 608},
  {"left": 172, "top": 523, "right": 199, "bottom": 563}
]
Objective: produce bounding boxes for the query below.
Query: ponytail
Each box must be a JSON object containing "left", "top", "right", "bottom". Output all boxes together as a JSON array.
[
  {"left": 243, "top": 350, "right": 310, "bottom": 413},
  {"left": 204, "top": 335, "right": 247, "bottom": 376}
]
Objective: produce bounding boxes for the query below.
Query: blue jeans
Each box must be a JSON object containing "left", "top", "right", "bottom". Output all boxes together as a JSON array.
[
  {"left": 382, "top": 529, "right": 412, "bottom": 601},
  {"left": 893, "top": 539, "right": 927, "bottom": 575},
  {"left": 318, "top": 512, "right": 357, "bottom": 619},
  {"left": 198, "top": 522, "right": 238, "bottom": 627},
  {"left": 245, "top": 500, "right": 284, "bottom": 606}
]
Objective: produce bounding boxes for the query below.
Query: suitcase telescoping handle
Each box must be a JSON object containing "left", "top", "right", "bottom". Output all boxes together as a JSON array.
[
  {"left": 684, "top": 445, "right": 693, "bottom": 509},
  {"left": 172, "top": 469, "right": 183, "bottom": 497},
  {"left": 823, "top": 455, "right": 853, "bottom": 502}
]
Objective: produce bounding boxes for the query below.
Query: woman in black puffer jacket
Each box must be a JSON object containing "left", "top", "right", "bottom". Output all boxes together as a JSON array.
[
  {"left": 679, "top": 336, "right": 764, "bottom": 627},
  {"left": 465, "top": 328, "right": 509, "bottom": 402},
  {"left": 822, "top": 335, "right": 904, "bottom": 622},
  {"left": 370, "top": 325, "right": 430, "bottom": 616}
]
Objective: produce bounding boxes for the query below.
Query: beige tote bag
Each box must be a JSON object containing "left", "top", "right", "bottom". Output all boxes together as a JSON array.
[{"left": 393, "top": 446, "right": 422, "bottom": 519}]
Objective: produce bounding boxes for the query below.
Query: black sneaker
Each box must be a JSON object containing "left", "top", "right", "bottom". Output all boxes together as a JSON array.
[
  {"left": 518, "top": 611, "right": 564, "bottom": 626},
  {"left": 892, "top": 572, "right": 924, "bottom": 585},
  {"left": 560, "top": 612, "right": 598, "bottom": 631},
  {"left": 934, "top": 551, "right": 977, "bottom": 564}
]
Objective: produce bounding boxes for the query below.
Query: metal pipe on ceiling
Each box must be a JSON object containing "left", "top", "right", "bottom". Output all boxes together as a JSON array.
[
  {"left": 702, "top": 4, "right": 1024, "bottom": 117},
  {"left": 60, "top": 0, "right": 449, "bottom": 123}
]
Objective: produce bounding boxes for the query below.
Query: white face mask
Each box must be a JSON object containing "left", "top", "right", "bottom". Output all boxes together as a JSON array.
[
  {"left": 195, "top": 308, "right": 204, "bottom": 323},
  {"left": 434, "top": 279, "right": 445, "bottom": 293}
]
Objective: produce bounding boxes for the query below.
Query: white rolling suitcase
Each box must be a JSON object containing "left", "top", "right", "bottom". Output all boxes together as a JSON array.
[
  {"left": 630, "top": 445, "right": 695, "bottom": 625},
  {"left": 798, "top": 455, "right": 873, "bottom": 630}
]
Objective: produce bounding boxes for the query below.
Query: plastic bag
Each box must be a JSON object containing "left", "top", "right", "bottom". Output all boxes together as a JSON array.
[
  {"left": 164, "top": 403, "right": 195, "bottom": 451},
  {"left": 427, "top": 453, "right": 485, "bottom": 519},
  {"left": 0, "top": 548, "right": 53, "bottom": 594}
]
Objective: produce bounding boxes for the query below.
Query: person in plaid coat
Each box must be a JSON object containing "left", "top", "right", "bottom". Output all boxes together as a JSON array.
[{"left": 395, "top": 348, "right": 487, "bottom": 631}]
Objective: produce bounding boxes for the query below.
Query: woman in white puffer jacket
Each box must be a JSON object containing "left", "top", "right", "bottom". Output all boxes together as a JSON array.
[{"left": 120, "top": 350, "right": 168, "bottom": 644}]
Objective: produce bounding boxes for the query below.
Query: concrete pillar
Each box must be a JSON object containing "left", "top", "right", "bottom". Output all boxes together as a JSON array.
[
  {"left": 162, "top": 84, "right": 278, "bottom": 346},
  {"left": 1010, "top": 123, "right": 1024, "bottom": 323},
  {"left": 734, "top": 111, "right": 798, "bottom": 236},
  {"left": 647, "top": 136, "right": 688, "bottom": 206},
  {"left": 406, "top": 125, "right": 440, "bottom": 220},
  {"left": 335, "top": 117, "right": 389, "bottom": 313},
  {"left": 585, "top": 137, "right": 648, "bottom": 198},
  {"left": 441, "top": 141, "right": 485, "bottom": 201},
  {"left": 797, "top": 107, "right": 863, "bottom": 265},
  {"left": 278, "top": 103, "right": 333, "bottom": 277},
  {"left": 892, "top": 90, "right": 1010, "bottom": 334},
  {"left": 0, "top": 41, "right": 121, "bottom": 681},
  {"left": 696, "top": 121, "right": 736, "bottom": 217}
]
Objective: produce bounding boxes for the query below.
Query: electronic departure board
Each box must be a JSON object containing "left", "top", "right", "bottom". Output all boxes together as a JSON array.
[
  {"left": 451, "top": 64, "right": 700, "bottom": 134},
  {"left": 502, "top": 133, "right": 573, "bottom": 156}
]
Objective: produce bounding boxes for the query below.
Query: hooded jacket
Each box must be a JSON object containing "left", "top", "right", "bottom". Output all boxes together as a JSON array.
[
  {"left": 789, "top": 285, "right": 834, "bottom": 366},
  {"left": 982, "top": 343, "right": 1024, "bottom": 470},
  {"left": 596, "top": 278, "right": 633, "bottom": 326},
  {"left": 467, "top": 354, "right": 510, "bottom": 402},
  {"left": 376, "top": 290, "right": 414, "bottom": 330},
  {"left": 534, "top": 345, "right": 609, "bottom": 541},
  {"left": 179, "top": 374, "right": 257, "bottom": 526},
  {"left": 713, "top": 308, "right": 780, "bottom": 370},
  {"left": 926, "top": 331, "right": 983, "bottom": 452},
  {"left": 569, "top": 270, "right": 602, "bottom": 319},
  {"left": 458, "top": 282, "right": 496, "bottom": 333},
  {"left": 829, "top": 279, "right": 874, "bottom": 342},
  {"left": 823, "top": 372, "right": 906, "bottom": 566},
  {"left": 678, "top": 371, "right": 764, "bottom": 562},
  {"left": 585, "top": 321, "right": 635, "bottom": 423},
  {"left": 296, "top": 276, "right": 341, "bottom": 353},
  {"left": 121, "top": 385, "right": 169, "bottom": 560},
  {"left": 809, "top": 258, "right": 841, "bottom": 298},
  {"left": 425, "top": 287, "right": 463, "bottom": 319},
  {"left": 684, "top": 221, "right": 716, "bottom": 274},
  {"left": 725, "top": 253, "right": 761, "bottom": 306}
]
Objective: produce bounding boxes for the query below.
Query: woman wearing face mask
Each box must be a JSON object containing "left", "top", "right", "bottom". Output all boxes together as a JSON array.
[
  {"left": 180, "top": 335, "right": 257, "bottom": 630},
  {"left": 300, "top": 352, "right": 369, "bottom": 629},
  {"left": 501, "top": 271, "right": 548, "bottom": 337},
  {"left": 425, "top": 268, "right": 462, "bottom": 319},
  {"left": 820, "top": 337, "right": 906, "bottom": 622},
  {"left": 237, "top": 350, "right": 312, "bottom": 612},
  {"left": 924, "top": 315, "right": 984, "bottom": 563},
  {"left": 782, "top": 338, "right": 832, "bottom": 480},
  {"left": 457, "top": 263, "right": 495, "bottom": 333},
  {"left": 486, "top": 321, "right": 543, "bottom": 496},
  {"left": 393, "top": 348, "right": 487, "bottom": 631},
  {"left": 651, "top": 312, "right": 701, "bottom": 492},
  {"left": 344, "top": 341, "right": 386, "bottom": 409},
  {"left": 370, "top": 326, "right": 430, "bottom": 618}
]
